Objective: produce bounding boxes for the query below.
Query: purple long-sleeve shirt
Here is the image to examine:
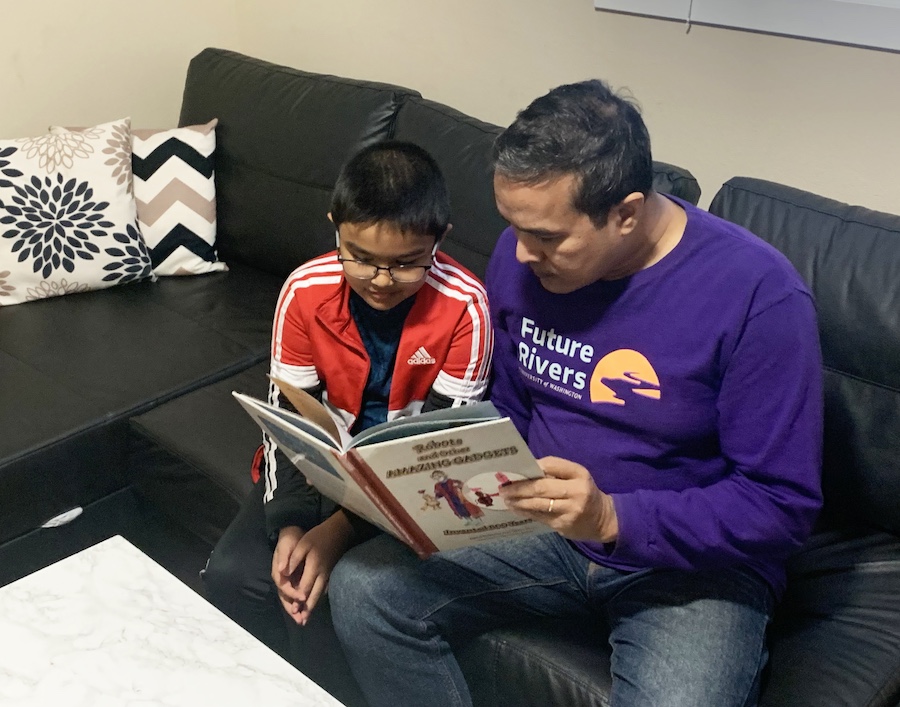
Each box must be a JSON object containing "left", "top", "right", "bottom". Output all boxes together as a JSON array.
[{"left": 486, "top": 198, "right": 823, "bottom": 595}]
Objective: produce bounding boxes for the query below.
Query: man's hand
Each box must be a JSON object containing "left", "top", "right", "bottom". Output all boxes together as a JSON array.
[
  {"left": 499, "top": 456, "right": 618, "bottom": 543},
  {"left": 271, "top": 512, "right": 354, "bottom": 625}
]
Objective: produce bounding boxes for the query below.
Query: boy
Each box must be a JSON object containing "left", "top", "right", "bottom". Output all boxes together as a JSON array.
[{"left": 203, "top": 141, "right": 492, "bottom": 660}]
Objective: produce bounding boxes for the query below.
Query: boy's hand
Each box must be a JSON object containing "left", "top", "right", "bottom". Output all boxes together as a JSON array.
[
  {"left": 271, "top": 513, "right": 355, "bottom": 625},
  {"left": 272, "top": 525, "right": 305, "bottom": 619},
  {"left": 499, "top": 456, "right": 618, "bottom": 543}
]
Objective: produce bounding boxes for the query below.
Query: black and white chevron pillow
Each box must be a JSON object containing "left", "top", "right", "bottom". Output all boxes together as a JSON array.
[{"left": 131, "top": 119, "right": 227, "bottom": 276}]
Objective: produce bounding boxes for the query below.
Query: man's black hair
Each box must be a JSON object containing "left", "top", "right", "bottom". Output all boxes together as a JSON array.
[
  {"left": 331, "top": 140, "right": 450, "bottom": 238},
  {"left": 493, "top": 79, "right": 653, "bottom": 226}
]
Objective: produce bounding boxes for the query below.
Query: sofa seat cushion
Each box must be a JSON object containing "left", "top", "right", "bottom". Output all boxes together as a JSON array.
[
  {"left": 0, "top": 349, "right": 132, "bottom": 545},
  {"left": 0, "top": 263, "right": 279, "bottom": 415},
  {"left": 456, "top": 619, "right": 611, "bottom": 707},
  {"left": 129, "top": 361, "right": 270, "bottom": 544},
  {"left": 452, "top": 529, "right": 900, "bottom": 707},
  {"left": 762, "top": 529, "right": 900, "bottom": 707},
  {"left": 0, "top": 261, "right": 282, "bottom": 544},
  {"left": 133, "top": 260, "right": 283, "bottom": 352}
]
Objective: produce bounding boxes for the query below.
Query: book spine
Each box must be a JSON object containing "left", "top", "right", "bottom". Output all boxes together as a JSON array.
[{"left": 338, "top": 449, "right": 439, "bottom": 559}]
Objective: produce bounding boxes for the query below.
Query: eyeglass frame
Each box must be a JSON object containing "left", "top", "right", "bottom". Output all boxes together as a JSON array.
[{"left": 334, "top": 230, "right": 440, "bottom": 283}]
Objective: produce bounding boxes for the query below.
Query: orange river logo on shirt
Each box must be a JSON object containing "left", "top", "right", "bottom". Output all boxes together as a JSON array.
[
  {"left": 517, "top": 318, "right": 660, "bottom": 405},
  {"left": 590, "top": 349, "right": 661, "bottom": 405}
]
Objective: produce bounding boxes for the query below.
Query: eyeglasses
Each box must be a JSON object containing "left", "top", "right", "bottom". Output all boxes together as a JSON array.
[{"left": 334, "top": 231, "right": 438, "bottom": 284}]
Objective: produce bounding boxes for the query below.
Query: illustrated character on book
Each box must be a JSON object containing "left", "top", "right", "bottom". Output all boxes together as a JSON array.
[
  {"left": 431, "top": 470, "right": 484, "bottom": 525},
  {"left": 462, "top": 470, "right": 524, "bottom": 511},
  {"left": 470, "top": 487, "right": 497, "bottom": 507},
  {"left": 418, "top": 490, "right": 442, "bottom": 512}
]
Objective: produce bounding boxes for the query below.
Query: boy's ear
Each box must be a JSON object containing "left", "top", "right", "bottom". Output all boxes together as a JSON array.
[
  {"left": 439, "top": 224, "right": 453, "bottom": 243},
  {"left": 327, "top": 212, "right": 334, "bottom": 224}
]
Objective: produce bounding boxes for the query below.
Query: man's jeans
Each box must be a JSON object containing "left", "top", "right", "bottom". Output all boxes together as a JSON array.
[{"left": 329, "top": 532, "right": 773, "bottom": 707}]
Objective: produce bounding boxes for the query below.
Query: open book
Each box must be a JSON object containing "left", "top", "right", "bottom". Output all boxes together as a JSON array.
[{"left": 233, "top": 380, "right": 551, "bottom": 558}]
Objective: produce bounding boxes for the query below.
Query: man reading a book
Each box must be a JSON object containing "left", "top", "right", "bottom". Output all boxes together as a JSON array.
[
  {"left": 326, "top": 81, "right": 824, "bottom": 707},
  {"left": 202, "top": 141, "right": 492, "bottom": 664}
]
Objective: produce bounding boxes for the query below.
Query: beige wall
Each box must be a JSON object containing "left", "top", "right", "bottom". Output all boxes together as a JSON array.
[
  {"left": 0, "top": 0, "right": 242, "bottom": 138},
  {"left": 4, "top": 0, "right": 898, "bottom": 213},
  {"left": 236, "top": 0, "right": 900, "bottom": 213}
]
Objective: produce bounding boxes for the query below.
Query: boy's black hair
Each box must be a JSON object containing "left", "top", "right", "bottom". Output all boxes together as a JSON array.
[
  {"left": 331, "top": 141, "right": 450, "bottom": 238},
  {"left": 493, "top": 79, "right": 653, "bottom": 227}
]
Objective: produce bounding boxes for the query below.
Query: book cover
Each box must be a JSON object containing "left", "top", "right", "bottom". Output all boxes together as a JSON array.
[{"left": 233, "top": 387, "right": 551, "bottom": 557}]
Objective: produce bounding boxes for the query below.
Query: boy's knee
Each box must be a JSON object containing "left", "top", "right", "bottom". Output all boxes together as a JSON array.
[{"left": 202, "top": 548, "right": 246, "bottom": 600}]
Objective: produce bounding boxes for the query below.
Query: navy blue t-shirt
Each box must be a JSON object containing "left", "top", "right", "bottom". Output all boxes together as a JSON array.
[{"left": 348, "top": 290, "right": 416, "bottom": 435}]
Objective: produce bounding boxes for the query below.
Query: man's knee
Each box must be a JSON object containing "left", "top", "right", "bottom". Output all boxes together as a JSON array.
[
  {"left": 328, "top": 548, "right": 379, "bottom": 613},
  {"left": 329, "top": 536, "right": 412, "bottom": 617}
]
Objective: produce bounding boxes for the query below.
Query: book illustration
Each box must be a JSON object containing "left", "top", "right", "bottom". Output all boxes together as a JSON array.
[
  {"left": 431, "top": 470, "right": 485, "bottom": 526},
  {"left": 232, "top": 389, "right": 554, "bottom": 557},
  {"left": 420, "top": 470, "right": 531, "bottom": 523},
  {"left": 342, "top": 415, "right": 553, "bottom": 554},
  {"left": 245, "top": 408, "right": 397, "bottom": 536},
  {"left": 418, "top": 490, "right": 442, "bottom": 511},
  {"left": 418, "top": 469, "right": 528, "bottom": 520},
  {"left": 268, "top": 376, "right": 501, "bottom": 451},
  {"left": 462, "top": 471, "right": 528, "bottom": 511},
  {"left": 263, "top": 421, "right": 342, "bottom": 479},
  {"left": 471, "top": 488, "right": 496, "bottom": 508}
]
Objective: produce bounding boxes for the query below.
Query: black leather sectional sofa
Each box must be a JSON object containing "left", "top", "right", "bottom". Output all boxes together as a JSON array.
[{"left": 2, "top": 48, "right": 899, "bottom": 707}]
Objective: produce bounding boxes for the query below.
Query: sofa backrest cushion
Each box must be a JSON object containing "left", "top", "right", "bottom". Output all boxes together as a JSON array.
[
  {"left": 652, "top": 160, "right": 702, "bottom": 207},
  {"left": 178, "top": 48, "right": 420, "bottom": 277},
  {"left": 709, "top": 177, "right": 900, "bottom": 534},
  {"left": 393, "top": 97, "right": 508, "bottom": 279},
  {"left": 180, "top": 49, "right": 702, "bottom": 282}
]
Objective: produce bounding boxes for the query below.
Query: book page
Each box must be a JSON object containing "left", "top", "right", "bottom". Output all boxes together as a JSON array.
[
  {"left": 353, "top": 417, "right": 552, "bottom": 553},
  {"left": 234, "top": 391, "right": 340, "bottom": 450},
  {"left": 268, "top": 376, "right": 341, "bottom": 444},
  {"left": 234, "top": 393, "right": 347, "bottom": 480},
  {"left": 349, "top": 400, "right": 502, "bottom": 449},
  {"left": 233, "top": 393, "right": 393, "bottom": 531}
]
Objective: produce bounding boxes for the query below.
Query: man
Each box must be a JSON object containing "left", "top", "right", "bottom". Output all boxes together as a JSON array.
[{"left": 328, "top": 80, "right": 823, "bottom": 707}]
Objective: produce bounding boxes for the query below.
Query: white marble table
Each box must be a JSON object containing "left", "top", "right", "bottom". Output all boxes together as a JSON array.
[{"left": 0, "top": 535, "right": 345, "bottom": 707}]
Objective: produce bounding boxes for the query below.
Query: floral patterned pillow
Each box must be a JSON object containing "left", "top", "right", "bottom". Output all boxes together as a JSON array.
[{"left": 0, "top": 117, "right": 153, "bottom": 306}]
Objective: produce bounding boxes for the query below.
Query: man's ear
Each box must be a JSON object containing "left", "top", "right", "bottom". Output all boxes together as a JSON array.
[
  {"left": 327, "top": 212, "right": 334, "bottom": 224},
  {"left": 614, "top": 193, "right": 645, "bottom": 234}
]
